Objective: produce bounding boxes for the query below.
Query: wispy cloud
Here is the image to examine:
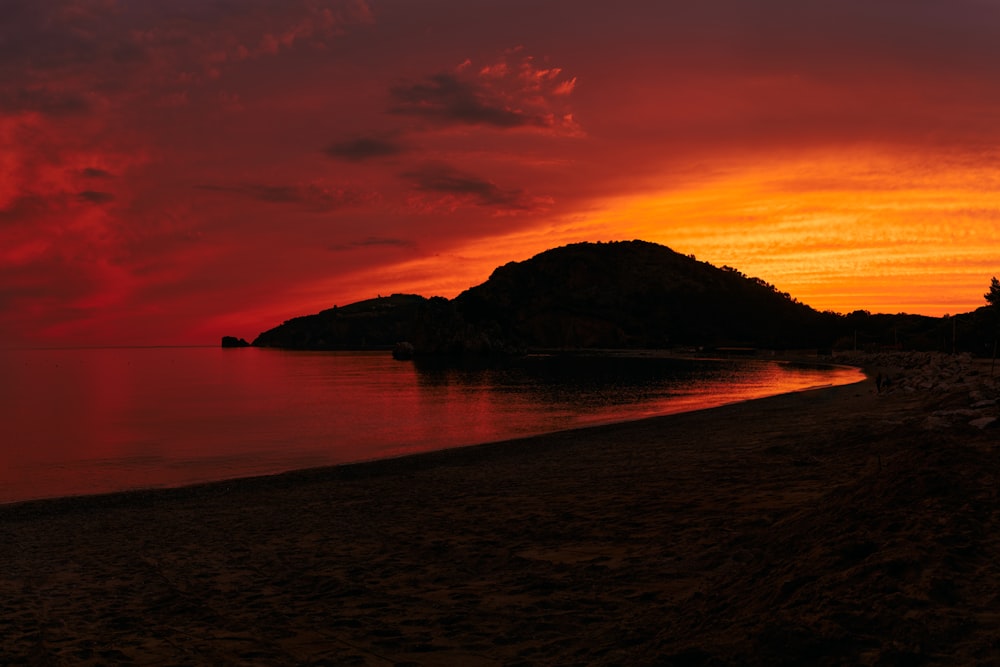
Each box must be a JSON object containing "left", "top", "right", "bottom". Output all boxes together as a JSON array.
[
  {"left": 401, "top": 163, "right": 546, "bottom": 212},
  {"left": 80, "top": 167, "right": 114, "bottom": 179},
  {"left": 328, "top": 236, "right": 414, "bottom": 251},
  {"left": 0, "top": 0, "right": 375, "bottom": 116},
  {"left": 389, "top": 48, "right": 579, "bottom": 134},
  {"left": 196, "top": 182, "right": 377, "bottom": 211},
  {"left": 324, "top": 135, "right": 406, "bottom": 162},
  {"left": 0, "top": 86, "right": 92, "bottom": 116},
  {"left": 77, "top": 190, "right": 115, "bottom": 205},
  {"left": 391, "top": 73, "right": 526, "bottom": 128}
]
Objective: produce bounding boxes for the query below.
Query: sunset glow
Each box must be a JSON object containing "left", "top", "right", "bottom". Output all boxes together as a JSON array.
[{"left": 3, "top": 1, "right": 999, "bottom": 346}]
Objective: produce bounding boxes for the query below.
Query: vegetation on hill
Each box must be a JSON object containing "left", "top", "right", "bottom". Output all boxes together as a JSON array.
[{"left": 454, "top": 240, "right": 834, "bottom": 350}]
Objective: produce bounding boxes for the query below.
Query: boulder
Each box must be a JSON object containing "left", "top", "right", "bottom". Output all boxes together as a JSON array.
[{"left": 221, "top": 336, "right": 250, "bottom": 348}]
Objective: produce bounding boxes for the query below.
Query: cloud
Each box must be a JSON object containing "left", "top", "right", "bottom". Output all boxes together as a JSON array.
[
  {"left": 251, "top": 0, "right": 374, "bottom": 56},
  {"left": 389, "top": 49, "right": 579, "bottom": 134},
  {"left": 0, "top": 87, "right": 92, "bottom": 116},
  {"left": 401, "top": 163, "right": 544, "bottom": 212},
  {"left": 196, "top": 182, "right": 376, "bottom": 211},
  {"left": 0, "top": 1, "right": 374, "bottom": 116},
  {"left": 391, "top": 73, "right": 526, "bottom": 128},
  {"left": 80, "top": 167, "right": 113, "bottom": 179},
  {"left": 0, "top": 195, "right": 50, "bottom": 226},
  {"left": 77, "top": 190, "right": 115, "bottom": 204},
  {"left": 328, "top": 236, "right": 414, "bottom": 251},
  {"left": 324, "top": 135, "right": 406, "bottom": 162}
]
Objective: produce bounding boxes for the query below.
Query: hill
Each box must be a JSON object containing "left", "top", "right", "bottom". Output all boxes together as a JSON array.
[
  {"left": 252, "top": 293, "right": 428, "bottom": 350},
  {"left": 251, "top": 241, "right": 847, "bottom": 353},
  {"left": 451, "top": 240, "right": 833, "bottom": 350},
  {"left": 246, "top": 240, "right": 997, "bottom": 356}
]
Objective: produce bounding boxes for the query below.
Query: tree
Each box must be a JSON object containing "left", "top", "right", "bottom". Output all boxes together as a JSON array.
[
  {"left": 987, "top": 277, "right": 1000, "bottom": 375},
  {"left": 987, "top": 276, "right": 1000, "bottom": 308}
]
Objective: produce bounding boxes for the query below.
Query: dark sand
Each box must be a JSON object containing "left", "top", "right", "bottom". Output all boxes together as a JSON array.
[{"left": 2, "top": 354, "right": 999, "bottom": 665}]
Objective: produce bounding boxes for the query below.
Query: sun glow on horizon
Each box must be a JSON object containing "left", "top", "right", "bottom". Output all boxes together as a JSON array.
[
  {"left": 285, "top": 148, "right": 996, "bottom": 318},
  {"left": 189, "top": 148, "right": 1000, "bottom": 342},
  {"left": 553, "top": 149, "right": 997, "bottom": 316}
]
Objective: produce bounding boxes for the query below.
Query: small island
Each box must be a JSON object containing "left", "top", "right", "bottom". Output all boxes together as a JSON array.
[{"left": 220, "top": 335, "right": 250, "bottom": 348}]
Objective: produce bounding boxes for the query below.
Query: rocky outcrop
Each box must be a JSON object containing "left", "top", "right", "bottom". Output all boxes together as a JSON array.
[
  {"left": 835, "top": 351, "right": 1000, "bottom": 430},
  {"left": 391, "top": 342, "right": 415, "bottom": 360},
  {"left": 221, "top": 336, "right": 250, "bottom": 348}
]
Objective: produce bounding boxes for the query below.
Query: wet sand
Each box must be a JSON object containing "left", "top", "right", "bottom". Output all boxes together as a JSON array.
[{"left": 2, "top": 354, "right": 999, "bottom": 665}]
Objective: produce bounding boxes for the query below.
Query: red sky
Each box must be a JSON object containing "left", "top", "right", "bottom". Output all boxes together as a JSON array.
[{"left": 3, "top": 0, "right": 999, "bottom": 346}]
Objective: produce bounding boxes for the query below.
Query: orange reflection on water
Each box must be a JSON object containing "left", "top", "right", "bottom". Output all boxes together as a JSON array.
[{"left": 0, "top": 349, "right": 864, "bottom": 504}]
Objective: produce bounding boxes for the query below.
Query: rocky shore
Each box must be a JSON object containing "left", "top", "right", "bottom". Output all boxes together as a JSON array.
[{"left": 835, "top": 351, "right": 999, "bottom": 430}]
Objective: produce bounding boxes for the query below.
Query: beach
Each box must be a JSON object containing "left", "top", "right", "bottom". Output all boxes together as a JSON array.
[{"left": 2, "top": 353, "right": 999, "bottom": 665}]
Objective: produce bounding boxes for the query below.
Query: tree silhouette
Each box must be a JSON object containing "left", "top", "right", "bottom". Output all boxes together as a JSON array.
[
  {"left": 987, "top": 277, "right": 1000, "bottom": 375},
  {"left": 986, "top": 276, "right": 1000, "bottom": 308}
]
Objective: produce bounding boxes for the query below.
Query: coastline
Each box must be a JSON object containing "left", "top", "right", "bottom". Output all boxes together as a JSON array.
[{"left": 3, "top": 354, "right": 999, "bottom": 664}]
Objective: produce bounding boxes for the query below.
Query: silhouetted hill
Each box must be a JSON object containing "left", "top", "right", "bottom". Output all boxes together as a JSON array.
[
  {"left": 451, "top": 240, "right": 834, "bottom": 350},
  {"left": 252, "top": 294, "right": 428, "bottom": 349},
  {"left": 248, "top": 240, "right": 998, "bottom": 356}
]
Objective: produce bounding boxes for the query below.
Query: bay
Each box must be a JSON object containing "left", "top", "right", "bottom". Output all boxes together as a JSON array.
[{"left": 0, "top": 347, "right": 863, "bottom": 504}]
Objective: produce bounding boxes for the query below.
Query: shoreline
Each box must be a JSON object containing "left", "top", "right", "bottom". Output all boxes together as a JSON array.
[{"left": 3, "top": 353, "right": 999, "bottom": 664}]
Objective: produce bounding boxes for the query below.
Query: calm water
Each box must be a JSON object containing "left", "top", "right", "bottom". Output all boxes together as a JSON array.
[{"left": 0, "top": 347, "right": 863, "bottom": 504}]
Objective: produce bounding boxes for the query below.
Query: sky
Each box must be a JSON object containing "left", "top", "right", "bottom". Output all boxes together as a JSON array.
[{"left": 3, "top": 0, "right": 999, "bottom": 346}]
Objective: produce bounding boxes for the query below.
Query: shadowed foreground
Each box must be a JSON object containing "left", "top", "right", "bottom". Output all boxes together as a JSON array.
[{"left": 2, "top": 354, "right": 999, "bottom": 665}]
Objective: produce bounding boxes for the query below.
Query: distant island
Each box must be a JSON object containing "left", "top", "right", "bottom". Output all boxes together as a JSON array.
[{"left": 229, "top": 240, "right": 999, "bottom": 357}]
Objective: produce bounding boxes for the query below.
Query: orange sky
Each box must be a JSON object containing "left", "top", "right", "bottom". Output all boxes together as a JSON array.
[{"left": 3, "top": 0, "right": 999, "bottom": 346}]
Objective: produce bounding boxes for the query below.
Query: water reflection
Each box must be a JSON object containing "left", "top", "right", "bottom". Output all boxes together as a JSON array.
[
  {"left": 414, "top": 353, "right": 785, "bottom": 413},
  {"left": 0, "top": 348, "right": 863, "bottom": 504}
]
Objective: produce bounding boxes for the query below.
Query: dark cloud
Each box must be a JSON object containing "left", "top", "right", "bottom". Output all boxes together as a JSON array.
[
  {"left": 328, "top": 236, "right": 414, "bottom": 251},
  {"left": 0, "top": 195, "right": 50, "bottom": 225},
  {"left": 196, "top": 183, "right": 374, "bottom": 211},
  {"left": 81, "top": 167, "right": 114, "bottom": 179},
  {"left": 324, "top": 135, "right": 407, "bottom": 162},
  {"left": 0, "top": 2, "right": 106, "bottom": 71},
  {"left": 0, "top": 87, "right": 91, "bottom": 115},
  {"left": 199, "top": 184, "right": 300, "bottom": 203},
  {"left": 387, "top": 49, "right": 578, "bottom": 133},
  {"left": 77, "top": 191, "right": 115, "bottom": 205},
  {"left": 401, "top": 163, "right": 535, "bottom": 210},
  {"left": 0, "top": 0, "right": 373, "bottom": 118},
  {"left": 390, "top": 73, "right": 530, "bottom": 128}
]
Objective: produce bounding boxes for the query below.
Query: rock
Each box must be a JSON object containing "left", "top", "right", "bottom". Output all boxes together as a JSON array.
[
  {"left": 969, "top": 416, "right": 997, "bottom": 430},
  {"left": 392, "top": 341, "right": 415, "bottom": 360},
  {"left": 932, "top": 409, "right": 978, "bottom": 418},
  {"left": 221, "top": 336, "right": 250, "bottom": 348},
  {"left": 922, "top": 415, "right": 951, "bottom": 430}
]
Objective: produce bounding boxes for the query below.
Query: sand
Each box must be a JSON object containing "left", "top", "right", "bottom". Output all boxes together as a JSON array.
[{"left": 2, "top": 353, "right": 999, "bottom": 665}]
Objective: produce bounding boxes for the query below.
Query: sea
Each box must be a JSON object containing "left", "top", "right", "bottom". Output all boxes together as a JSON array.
[{"left": 0, "top": 347, "right": 864, "bottom": 504}]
